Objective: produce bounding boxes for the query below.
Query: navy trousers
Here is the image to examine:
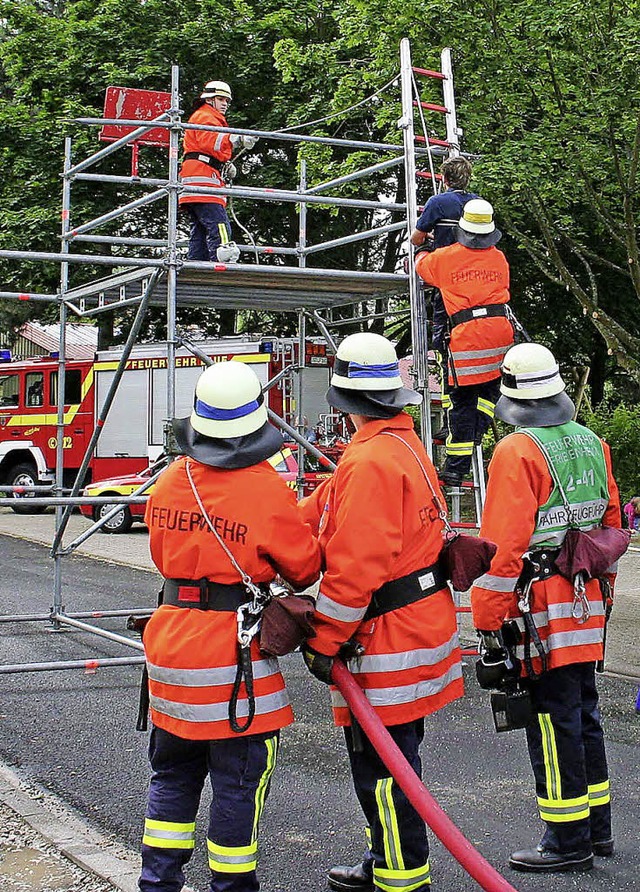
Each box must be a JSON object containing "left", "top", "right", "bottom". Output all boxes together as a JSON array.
[
  {"left": 443, "top": 378, "right": 500, "bottom": 477},
  {"left": 186, "top": 203, "right": 232, "bottom": 261},
  {"left": 525, "top": 662, "right": 611, "bottom": 856},
  {"left": 139, "top": 726, "right": 279, "bottom": 892},
  {"left": 344, "top": 719, "right": 431, "bottom": 891}
]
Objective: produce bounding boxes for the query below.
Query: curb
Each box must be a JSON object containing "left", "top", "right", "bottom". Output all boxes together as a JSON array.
[{"left": 0, "top": 759, "right": 140, "bottom": 892}]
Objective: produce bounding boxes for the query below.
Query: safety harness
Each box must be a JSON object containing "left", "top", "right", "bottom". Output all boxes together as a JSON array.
[
  {"left": 513, "top": 549, "right": 558, "bottom": 679},
  {"left": 365, "top": 562, "right": 448, "bottom": 620},
  {"left": 448, "top": 303, "right": 509, "bottom": 328},
  {"left": 183, "top": 151, "right": 223, "bottom": 171}
]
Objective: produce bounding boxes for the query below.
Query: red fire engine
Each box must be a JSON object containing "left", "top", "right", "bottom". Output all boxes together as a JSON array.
[{"left": 0, "top": 336, "right": 331, "bottom": 508}]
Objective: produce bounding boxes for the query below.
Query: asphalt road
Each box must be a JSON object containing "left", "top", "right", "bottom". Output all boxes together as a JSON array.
[{"left": 0, "top": 532, "right": 639, "bottom": 892}]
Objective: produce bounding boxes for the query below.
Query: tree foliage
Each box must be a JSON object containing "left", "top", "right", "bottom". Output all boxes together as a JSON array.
[{"left": 0, "top": 0, "right": 638, "bottom": 393}]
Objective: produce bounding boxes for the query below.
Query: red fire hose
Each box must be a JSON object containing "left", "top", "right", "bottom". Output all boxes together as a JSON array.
[{"left": 331, "top": 660, "right": 520, "bottom": 892}]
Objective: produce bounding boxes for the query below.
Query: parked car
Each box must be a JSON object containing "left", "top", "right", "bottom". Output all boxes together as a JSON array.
[{"left": 80, "top": 447, "right": 332, "bottom": 533}]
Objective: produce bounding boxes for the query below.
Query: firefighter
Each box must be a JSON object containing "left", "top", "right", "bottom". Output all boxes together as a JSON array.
[
  {"left": 410, "top": 156, "right": 478, "bottom": 441},
  {"left": 179, "top": 80, "right": 258, "bottom": 263},
  {"left": 299, "top": 332, "right": 464, "bottom": 892},
  {"left": 415, "top": 199, "right": 514, "bottom": 486},
  {"left": 470, "top": 343, "right": 622, "bottom": 873},
  {"left": 138, "top": 361, "right": 321, "bottom": 892}
]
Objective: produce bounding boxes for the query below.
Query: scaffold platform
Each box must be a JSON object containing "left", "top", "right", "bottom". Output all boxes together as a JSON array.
[{"left": 63, "top": 263, "right": 409, "bottom": 314}]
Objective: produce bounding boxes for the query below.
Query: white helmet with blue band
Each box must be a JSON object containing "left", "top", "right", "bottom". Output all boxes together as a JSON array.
[
  {"left": 330, "top": 333, "right": 405, "bottom": 391},
  {"left": 327, "top": 333, "right": 421, "bottom": 419},
  {"left": 190, "top": 361, "right": 267, "bottom": 439}
]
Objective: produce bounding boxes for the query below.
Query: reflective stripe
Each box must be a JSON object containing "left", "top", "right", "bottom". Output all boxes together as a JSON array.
[
  {"left": 143, "top": 818, "right": 196, "bottom": 850},
  {"left": 514, "top": 625, "right": 604, "bottom": 660},
  {"left": 147, "top": 658, "right": 281, "bottom": 688},
  {"left": 539, "top": 713, "right": 561, "bottom": 799},
  {"left": 445, "top": 440, "right": 474, "bottom": 456},
  {"left": 473, "top": 573, "right": 517, "bottom": 592},
  {"left": 374, "top": 863, "right": 431, "bottom": 891},
  {"left": 455, "top": 360, "right": 504, "bottom": 376},
  {"left": 547, "top": 600, "right": 604, "bottom": 621},
  {"left": 546, "top": 628, "right": 604, "bottom": 650},
  {"left": 181, "top": 175, "right": 222, "bottom": 185},
  {"left": 451, "top": 346, "right": 508, "bottom": 361},
  {"left": 150, "top": 688, "right": 290, "bottom": 723},
  {"left": 252, "top": 736, "right": 278, "bottom": 840},
  {"left": 537, "top": 793, "right": 590, "bottom": 823},
  {"left": 315, "top": 592, "right": 368, "bottom": 623},
  {"left": 213, "top": 132, "right": 226, "bottom": 153},
  {"left": 207, "top": 838, "right": 258, "bottom": 873},
  {"left": 331, "top": 662, "right": 462, "bottom": 710},
  {"left": 441, "top": 394, "right": 452, "bottom": 409},
  {"left": 348, "top": 636, "right": 459, "bottom": 675},
  {"left": 218, "top": 223, "right": 229, "bottom": 245},
  {"left": 375, "top": 778, "right": 404, "bottom": 870},
  {"left": 476, "top": 397, "right": 496, "bottom": 418},
  {"left": 588, "top": 780, "right": 610, "bottom": 807}
]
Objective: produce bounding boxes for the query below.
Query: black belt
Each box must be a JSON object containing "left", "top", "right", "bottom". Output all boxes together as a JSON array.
[
  {"left": 365, "top": 562, "right": 448, "bottom": 621},
  {"left": 449, "top": 304, "right": 508, "bottom": 328},
  {"left": 162, "top": 578, "right": 250, "bottom": 611},
  {"left": 183, "top": 152, "right": 223, "bottom": 171}
]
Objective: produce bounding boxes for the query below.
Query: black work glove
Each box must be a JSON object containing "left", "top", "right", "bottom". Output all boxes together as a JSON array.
[{"left": 302, "top": 644, "right": 334, "bottom": 684}]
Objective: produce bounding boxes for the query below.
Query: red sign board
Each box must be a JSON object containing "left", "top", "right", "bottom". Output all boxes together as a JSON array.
[{"left": 100, "top": 87, "right": 171, "bottom": 147}]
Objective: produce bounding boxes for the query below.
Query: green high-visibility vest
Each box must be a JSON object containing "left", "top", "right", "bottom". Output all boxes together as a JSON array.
[{"left": 519, "top": 421, "right": 609, "bottom": 549}]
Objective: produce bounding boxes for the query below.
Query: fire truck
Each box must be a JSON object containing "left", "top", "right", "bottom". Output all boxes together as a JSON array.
[{"left": 0, "top": 336, "right": 331, "bottom": 511}]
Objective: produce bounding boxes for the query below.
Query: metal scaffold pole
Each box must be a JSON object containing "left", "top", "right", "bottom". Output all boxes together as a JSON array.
[
  {"left": 165, "top": 64, "right": 182, "bottom": 436},
  {"left": 399, "top": 38, "right": 433, "bottom": 456}
]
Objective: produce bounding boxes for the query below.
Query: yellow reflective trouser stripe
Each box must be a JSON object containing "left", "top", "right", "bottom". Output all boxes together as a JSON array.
[
  {"left": 445, "top": 436, "right": 474, "bottom": 456},
  {"left": 374, "top": 862, "right": 431, "bottom": 890},
  {"left": 143, "top": 818, "right": 196, "bottom": 849},
  {"left": 537, "top": 793, "right": 590, "bottom": 823},
  {"left": 218, "top": 223, "right": 229, "bottom": 245},
  {"left": 589, "top": 780, "right": 611, "bottom": 807},
  {"left": 365, "top": 825, "right": 372, "bottom": 847},
  {"left": 375, "top": 778, "right": 404, "bottom": 871},
  {"left": 539, "top": 712, "right": 561, "bottom": 800},
  {"left": 207, "top": 839, "right": 258, "bottom": 873},
  {"left": 252, "top": 735, "right": 278, "bottom": 841},
  {"left": 441, "top": 395, "right": 452, "bottom": 410},
  {"left": 476, "top": 397, "right": 495, "bottom": 418}
]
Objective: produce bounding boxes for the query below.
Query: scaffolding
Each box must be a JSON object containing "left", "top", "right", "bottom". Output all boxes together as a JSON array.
[{"left": 0, "top": 39, "right": 475, "bottom": 675}]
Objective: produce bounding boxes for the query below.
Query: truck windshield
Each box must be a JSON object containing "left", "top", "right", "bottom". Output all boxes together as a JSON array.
[{"left": 0, "top": 374, "right": 19, "bottom": 408}]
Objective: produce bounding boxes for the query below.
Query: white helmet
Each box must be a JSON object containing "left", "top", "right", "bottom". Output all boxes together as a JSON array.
[
  {"left": 500, "top": 343, "right": 565, "bottom": 400},
  {"left": 327, "top": 333, "right": 421, "bottom": 419},
  {"left": 457, "top": 198, "right": 502, "bottom": 248},
  {"left": 200, "top": 80, "right": 232, "bottom": 101},
  {"left": 495, "top": 343, "right": 575, "bottom": 427},
  {"left": 331, "top": 332, "right": 405, "bottom": 392},
  {"left": 191, "top": 361, "right": 265, "bottom": 439},
  {"left": 459, "top": 198, "right": 495, "bottom": 234}
]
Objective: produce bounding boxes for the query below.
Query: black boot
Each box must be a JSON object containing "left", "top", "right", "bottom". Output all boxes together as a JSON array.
[
  {"left": 328, "top": 862, "right": 374, "bottom": 892},
  {"left": 509, "top": 847, "right": 593, "bottom": 873}
]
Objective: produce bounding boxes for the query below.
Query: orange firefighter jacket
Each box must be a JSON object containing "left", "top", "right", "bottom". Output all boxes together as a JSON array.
[
  {"left": 299, "top": 412, "right": 463, "bottom": 727},
  {"left": 179, "top": 103, "right": 233, "bottom": 207},
  {"left": 416, "top": 243, "right": 513, "bottom": 386},
  {"left": 143, "top": 455, "right": 321, "bottom": 740},
  {"left": 470, "top": 432, "right": 621, "bottom": 674}
]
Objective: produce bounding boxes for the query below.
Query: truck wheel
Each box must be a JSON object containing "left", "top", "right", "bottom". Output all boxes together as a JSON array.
[
  {"left": 8, "top": 463, "right": 46, "bottom": 515},
  {"left": 93, "top": 498, "right": 133, "bottom": 534}
]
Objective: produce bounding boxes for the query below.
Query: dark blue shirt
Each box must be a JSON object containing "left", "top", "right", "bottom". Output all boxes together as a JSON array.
[{"left": 415, "top": 189, "right": 478, "bottom": 248}]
